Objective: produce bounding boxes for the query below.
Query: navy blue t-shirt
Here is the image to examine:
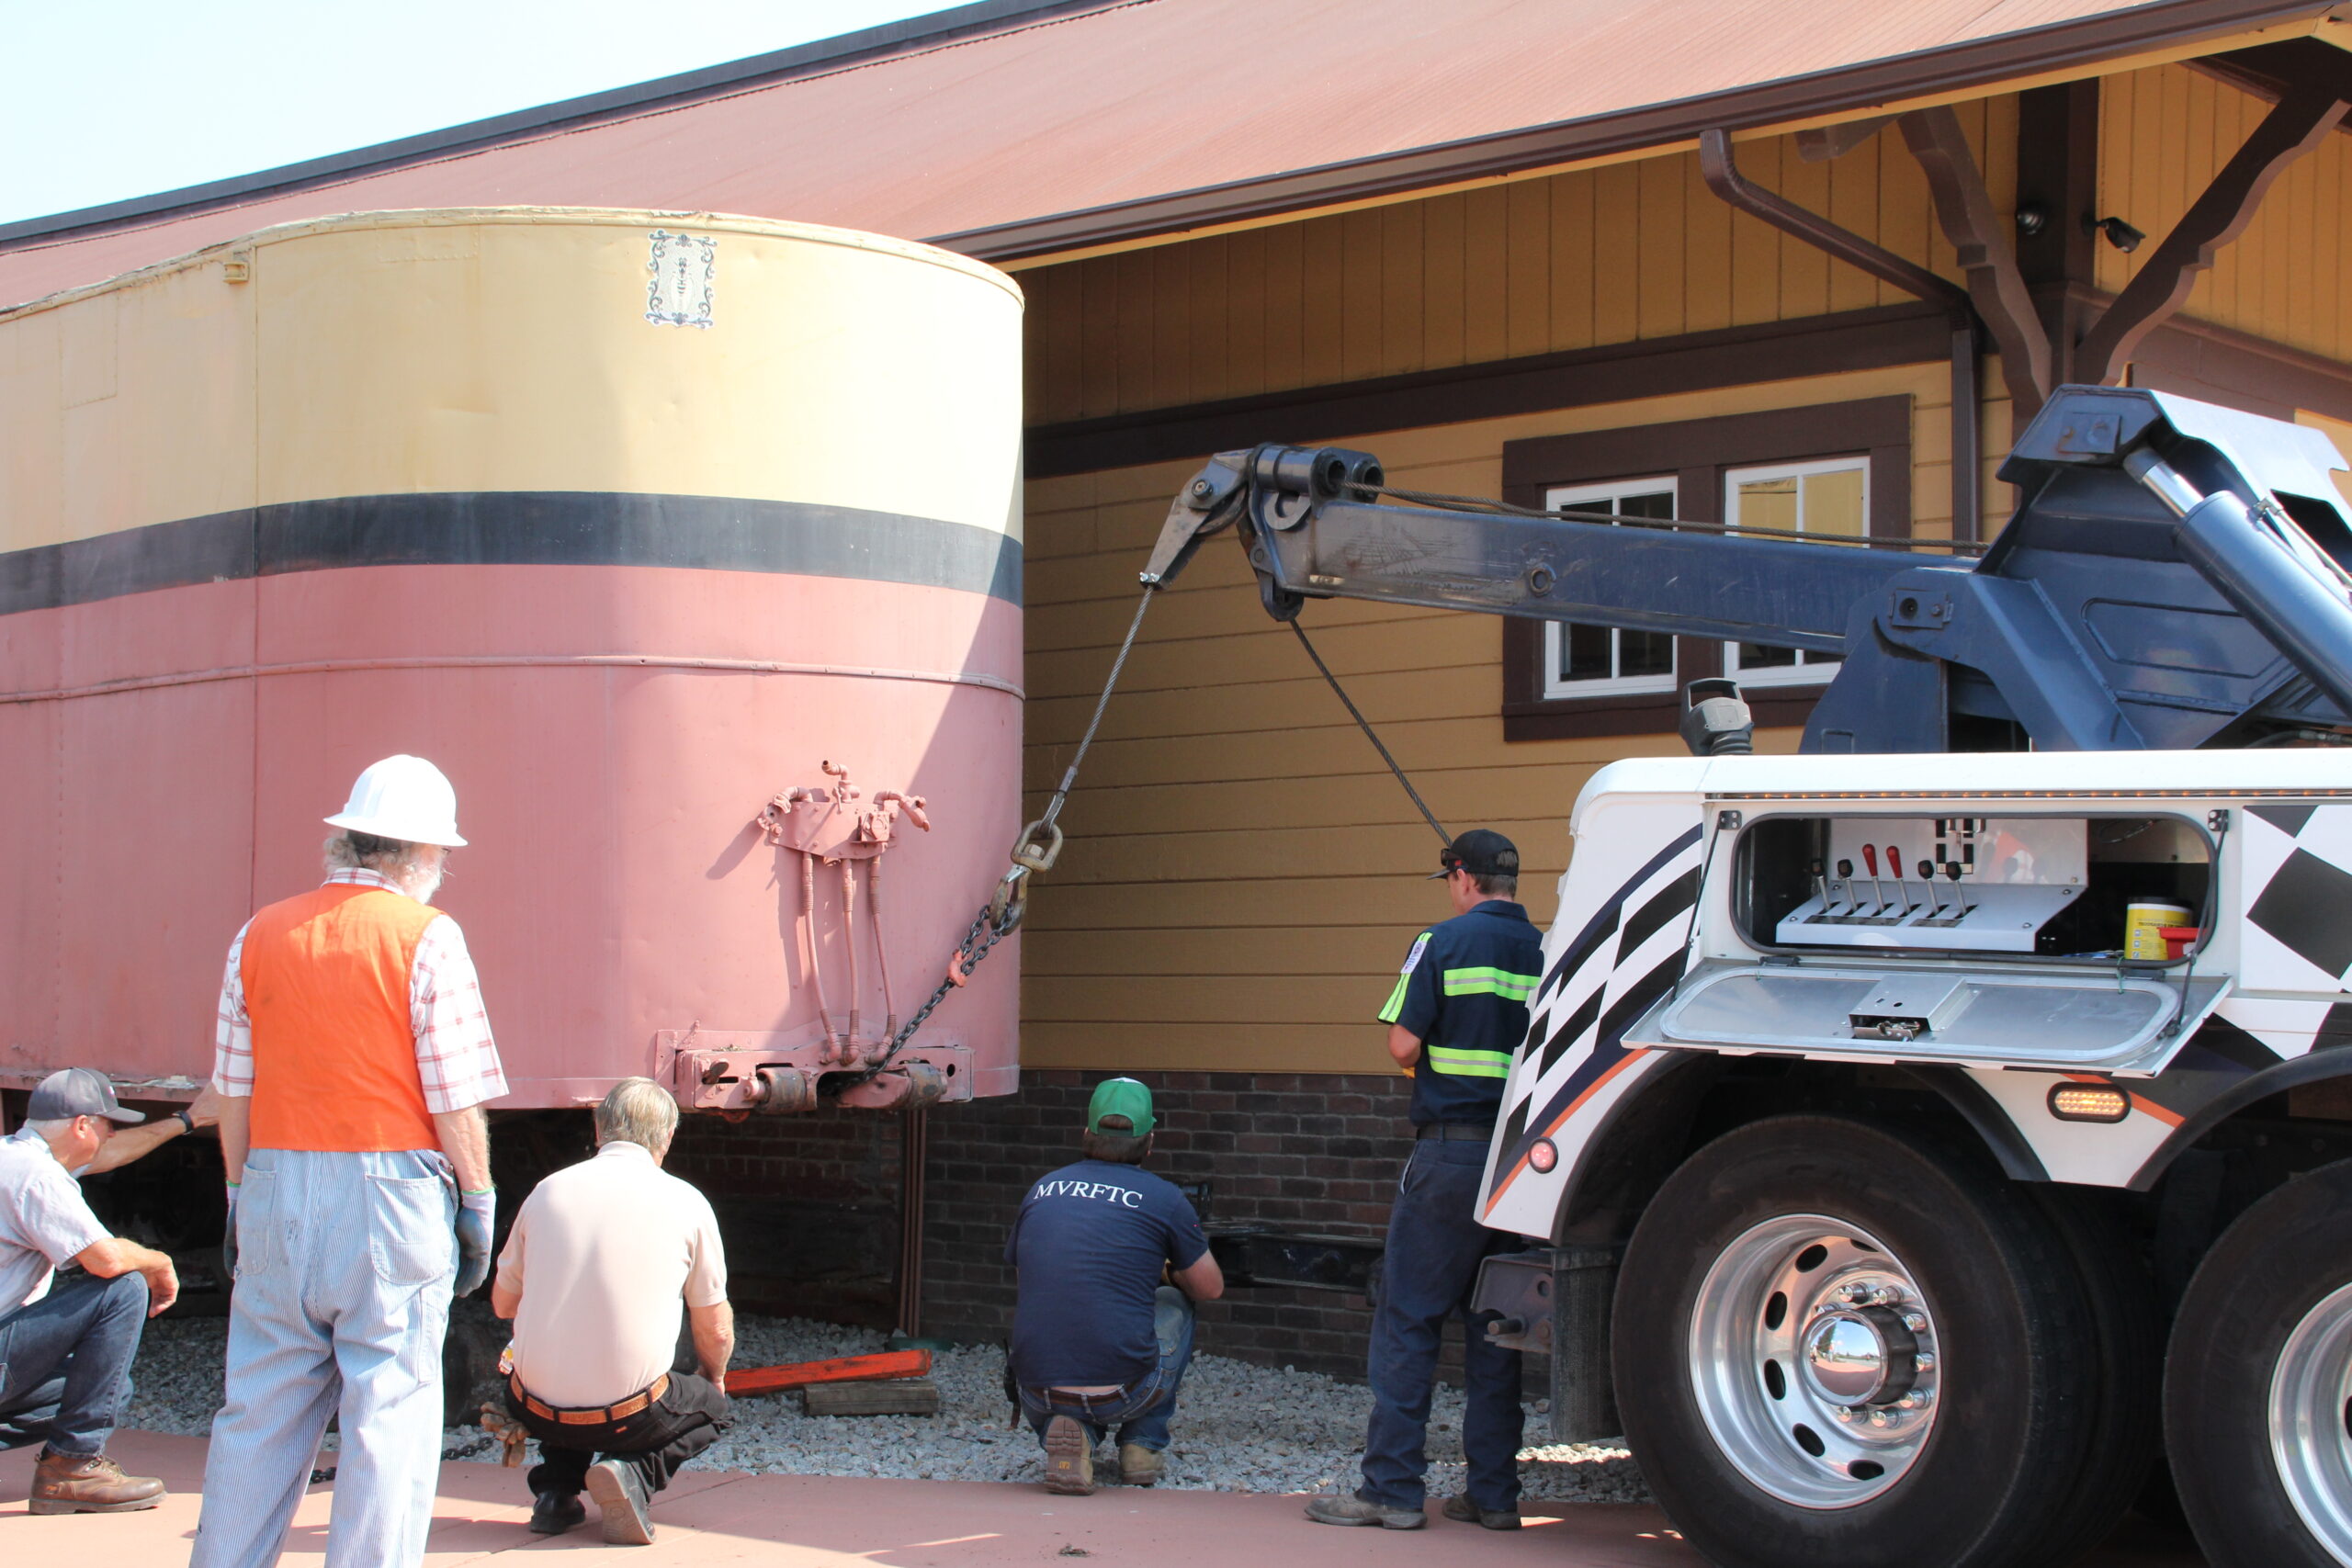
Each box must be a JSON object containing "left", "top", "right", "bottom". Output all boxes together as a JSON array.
[{"left": 1004, "top": 1159, "right": 1209, "bottom": 1388}]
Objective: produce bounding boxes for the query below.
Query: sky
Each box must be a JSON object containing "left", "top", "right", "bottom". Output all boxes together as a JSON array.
[{"left": 0, "top": 0, "right": 946, "bottom": 227}]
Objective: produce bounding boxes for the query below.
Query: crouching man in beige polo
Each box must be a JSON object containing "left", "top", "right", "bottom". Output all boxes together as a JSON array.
[{"left": 491, "top": 1078, "right": 733, "bottom": 1545}]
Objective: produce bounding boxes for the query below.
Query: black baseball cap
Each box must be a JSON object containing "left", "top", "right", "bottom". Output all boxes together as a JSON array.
[
  {"left": 27, "top": 1067, "right": 147, "bottom": 1124},
  {"left": 1429, "top": 829, "right": 1520, "bottom": 880}
]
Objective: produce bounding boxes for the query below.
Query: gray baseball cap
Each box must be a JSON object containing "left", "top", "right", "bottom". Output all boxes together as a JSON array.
[{"left": 27, "top": 1067, "right": 146, "bottom": 1124}]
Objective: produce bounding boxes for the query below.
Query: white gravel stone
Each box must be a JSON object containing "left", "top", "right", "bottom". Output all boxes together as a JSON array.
[{"left": 126, "top": 1312, "right": 1647, "bottom": 1503}]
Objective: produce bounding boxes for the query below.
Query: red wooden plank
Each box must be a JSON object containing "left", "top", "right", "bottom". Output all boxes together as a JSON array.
[{"left": 724, "top": 1349, "right": 932, "bottom": 1397}]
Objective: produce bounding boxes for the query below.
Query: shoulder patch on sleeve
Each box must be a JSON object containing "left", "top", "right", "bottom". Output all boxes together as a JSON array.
[{"left": 1399, "top": 931, "right": 1433, "bottom": 976}]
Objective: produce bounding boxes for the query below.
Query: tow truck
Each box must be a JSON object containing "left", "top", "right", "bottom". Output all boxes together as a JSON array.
[{"left": 1144, "top": 386, "right": 2352, "bottom": 1568}]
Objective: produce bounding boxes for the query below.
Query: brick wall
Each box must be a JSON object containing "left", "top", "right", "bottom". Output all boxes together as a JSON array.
[{"left": 666, "top": 1068, "right": 1432, "bottom": 1379}]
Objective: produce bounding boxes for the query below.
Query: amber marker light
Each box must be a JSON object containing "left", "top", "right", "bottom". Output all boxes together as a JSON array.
[
  {"left": 2049, "top": 1084, "right": 2131, "bottom": 1123},
  {"left": 1528, "top": 1139, "right": 1560, "bottom": 1173}
]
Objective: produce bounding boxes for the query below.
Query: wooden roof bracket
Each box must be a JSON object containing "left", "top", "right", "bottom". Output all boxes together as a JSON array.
[
  {"left": 2073, "top": 79, "right": 2350, "bottom": 388},
  {"left": 1899, "top": 107, "right": 2054, "bottom": 422},
  {"left": 1698, "top": 129, "right": 1984, "bottom": 542}
]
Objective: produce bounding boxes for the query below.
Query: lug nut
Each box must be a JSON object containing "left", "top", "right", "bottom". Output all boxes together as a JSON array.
[
  {"left": 1913, "top": 1353, "right": 1935, "bottom": 1372},
  {"left": 1903, "top": 1312, "right": 1928, "bottom": 1332},
  {"left": 1868, "top": 1409, "right": 1894, "bottom": 1427},
  {"left": 1868, "top": 1284, "right": 1902, "bottom": 1305},
  {"left": 1833, "top": 1406, "right": 1857, "bottom": 1422}
]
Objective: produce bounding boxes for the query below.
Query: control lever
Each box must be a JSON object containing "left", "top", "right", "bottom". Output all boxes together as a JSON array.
[
  {"left": 1917, "top": 860, "right": 1946, "bottom": 917},
  {"left": 1861, "top": 845, "right": 1887, "bottom": 917},
  {"left": 1810, "top": 858, "right": 1834, "bottom": 922},
  {"left": 1944, "top": 861, "right": 1969, "bottom": 918},
  {"left": 1884, "top": 843, "right": 1909, "bottom": 916}
]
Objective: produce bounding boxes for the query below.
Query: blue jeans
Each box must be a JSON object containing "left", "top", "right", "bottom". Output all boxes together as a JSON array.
[
  {"left": 1018, "top": 1286, "right": 1194, "bottom": 1452},
  {"left": 1359, "top": 1137, "right": 1524, "bottom": 1513},
  {"left": 0, "top": 1269, "right": 150, "bottom": 1456}
]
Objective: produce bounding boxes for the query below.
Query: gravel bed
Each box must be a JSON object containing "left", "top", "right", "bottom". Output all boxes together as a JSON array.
[{"left": 124, "top": 1312, "right": 1646, "bottom": 1503}]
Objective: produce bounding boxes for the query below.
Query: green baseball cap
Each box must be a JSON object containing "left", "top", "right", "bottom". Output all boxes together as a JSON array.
[{"left": 1086, "top": 1077, "right": 1156, "bottom": 1137}]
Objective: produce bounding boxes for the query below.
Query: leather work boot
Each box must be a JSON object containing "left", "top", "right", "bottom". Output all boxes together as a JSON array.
[
  {"left": 1442, "top": 1494, "right": 1522, "bottom": 1530},
  {"left": 1118, "top": 1443, "right": 1163, "bottom": 1486},
  {"left": 528, "top": 1489, "right": 587, "bottom": 1535},
  {"left": 1303, "top": 1494, "right": 1425, "bottom": 1529},
  {"left": 28, "top": 1449, "right": 167, "bottom": 1514},
  {"left": 1041, "top": 1416, "right": 1095, "bottom": 1495},
  {"left": 585, "top": 1458, "right": 655, "bottom": 1546}
]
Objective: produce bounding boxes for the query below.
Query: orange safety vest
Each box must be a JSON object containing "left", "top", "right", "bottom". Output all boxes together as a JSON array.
[{"left": 241, "top": 883, "right": 443, "bottom": 1152}]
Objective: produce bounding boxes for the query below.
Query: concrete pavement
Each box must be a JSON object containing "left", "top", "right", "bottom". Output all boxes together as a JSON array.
[{"left": 2, "top": 1431, "right": 2208, "bottom": 1565}]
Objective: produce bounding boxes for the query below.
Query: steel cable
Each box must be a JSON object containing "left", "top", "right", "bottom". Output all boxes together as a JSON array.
[{"left": 1288, "top": 618, "right": 1451, "bottom": 847}]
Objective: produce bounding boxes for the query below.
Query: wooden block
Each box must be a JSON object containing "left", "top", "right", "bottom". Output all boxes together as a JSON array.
[{"left": 801, "top": 1379, "right": 941, "bottom": 1416}]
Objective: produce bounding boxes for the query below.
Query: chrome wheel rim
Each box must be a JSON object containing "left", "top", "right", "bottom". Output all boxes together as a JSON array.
[
  {"left": 2269, "top": 1280, "right": 2352, "bottom": 1565},
  {"left": 1689, "top": 1213, "right": 1941, "bottom": 1508}
]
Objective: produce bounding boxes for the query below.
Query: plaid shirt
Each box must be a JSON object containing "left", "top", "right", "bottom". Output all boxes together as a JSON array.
[{"left": 214, "top": 868, "right": 508, "bottom": 1115}]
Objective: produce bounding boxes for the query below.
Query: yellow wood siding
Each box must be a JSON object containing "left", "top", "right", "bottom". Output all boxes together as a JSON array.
[
  {"left": 1023, "top": 107, "right": 2015, "bottom": 426},
  {"left": 2098, "top": 62, "right": 2352, "bottom": 364},
  {"left": 1021, "top": 367, "right": 1954, "bottom": 1075}
]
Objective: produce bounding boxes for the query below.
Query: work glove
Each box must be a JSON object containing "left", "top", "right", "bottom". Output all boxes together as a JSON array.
[
  {"left": 222, "top": 1181, "right": 240, "bottom": 1281},
  {"left": 455, "top": 1188, "right": 496, "bottom": 1296}
]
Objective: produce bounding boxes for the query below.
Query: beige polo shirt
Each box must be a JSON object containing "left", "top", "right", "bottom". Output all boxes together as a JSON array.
[{"left": 495, "top": 1139, "right": 729, "bottom": 1408}]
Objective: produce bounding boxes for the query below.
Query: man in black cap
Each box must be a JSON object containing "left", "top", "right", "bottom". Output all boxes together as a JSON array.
[
  {"left": 0, "top": 1067, "right": 186, "bottom": 1512},
  {"left": 1307, "top": 829, "right": 1541, "bottom": 1532}
]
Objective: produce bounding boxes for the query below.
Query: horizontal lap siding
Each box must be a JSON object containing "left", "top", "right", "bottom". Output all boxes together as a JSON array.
[
  {"left": 1022, "top": 368, "right": 1952, "bottom": 1076},
  {"left": 1014, "top": 105, "right": 2021, "bottom": 1076},
  {"left": 2098, "top": 63, "right": 2352, "bottom": 365},
  {"left": 1022, "top": 110, "right": 2007, "bottom": 427}
]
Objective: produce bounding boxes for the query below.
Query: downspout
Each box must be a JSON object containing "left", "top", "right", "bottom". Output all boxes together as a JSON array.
[{"left": 1698, "top": 130, "right": 1983, "bottom": 544}]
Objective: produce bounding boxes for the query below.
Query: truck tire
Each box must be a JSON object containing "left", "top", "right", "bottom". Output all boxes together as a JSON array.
[
  {"left": 1614, "top": 1114, "right": 2113, "bottom": 1568},
  {"left": 2165, "top": 1160, "right": 2352, "bottom": 1568}
]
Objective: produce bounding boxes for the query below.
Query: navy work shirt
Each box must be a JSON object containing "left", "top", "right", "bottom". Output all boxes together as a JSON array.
[
  {"left": 1005, "top": 1158, "right": 1210, "bottom": 1388},
  {"left": 1377, "top": 899, "right": 1543, "bottom": 1126}
]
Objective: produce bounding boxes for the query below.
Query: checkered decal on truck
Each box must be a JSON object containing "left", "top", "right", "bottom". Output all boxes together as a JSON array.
[{"left": 1484, "top": 824, "right": 1704, "bottom": 1213}]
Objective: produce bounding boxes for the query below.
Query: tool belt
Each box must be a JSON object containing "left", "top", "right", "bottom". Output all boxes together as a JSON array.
[{"left": 509, "top": 1371, "right": 669, "bottom": 1427}]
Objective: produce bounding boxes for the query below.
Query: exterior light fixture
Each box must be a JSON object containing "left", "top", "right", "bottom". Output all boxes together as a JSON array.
[
  {"left": 2015, "top": 203, "right": 2048, "bottom": 238},
  {"left": 1528, "top": 1138, "right": 1560, "bottom": 1173},
  {"left": 2088, "top": 215, "right": 2145, "bottom": 254}
]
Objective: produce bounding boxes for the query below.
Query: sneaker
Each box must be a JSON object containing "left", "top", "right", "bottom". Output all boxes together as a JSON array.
[
  {"left": 528, "top": 1489, "right": 587, "bottom": 1535},
  {"left": 585, "top": 1458, "right": 655, "bottom": 1546},
  {"left": 1041, "top": 1416, "right": 1095, "bottom": 1495},
  {"left": 1442, "top": 1494, "right": 1521, "bottom": 1530},
  {"left": 1304, "top": 1494, "right": 1425, "bottom": 1529},
  {"left": 1118, "top": 1444, "right": 1163, "bottom": 1486},
  {"left": 28, "top": 1449, "right": 165, "bottom": 1515}
]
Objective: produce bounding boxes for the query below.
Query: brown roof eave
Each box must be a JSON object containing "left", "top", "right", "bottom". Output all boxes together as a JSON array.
[{"left": 939, "top": 0, "right": 2338, "bottom": 264}]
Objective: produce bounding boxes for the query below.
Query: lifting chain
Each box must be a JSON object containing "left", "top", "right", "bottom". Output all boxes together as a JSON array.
[{"left": 844, "top": 585, "right": 1159, "bottom": 1085}]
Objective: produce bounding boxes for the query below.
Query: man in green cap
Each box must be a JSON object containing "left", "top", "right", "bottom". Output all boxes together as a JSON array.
[{"left": 1004, "top": 1077, "right": 1223, "bottom": 1495}]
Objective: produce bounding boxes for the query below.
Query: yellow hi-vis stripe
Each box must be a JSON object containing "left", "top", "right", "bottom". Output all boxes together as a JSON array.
[
  {"left": 1426, "top": 1046, "right": 1512, "bottom": 1078},
  {"left": 1442, "top": 966, "right": 1539, "bottom": 1001},
  {"left": 1378, "top": 972, "right": 1412, "bottom": 1024}
]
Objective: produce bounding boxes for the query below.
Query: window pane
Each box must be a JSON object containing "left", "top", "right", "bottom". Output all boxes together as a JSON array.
[
  {"left": 1803, "top": 467, "right": 1866, "bottom": 542},
  {"left": 1736, "top": 475, "right": 1799, "bottom": 534},
  {"left": 1620, "top": 490, "right": 1675, "bottom": 521},
  {"left": 1564, "top": 622, "right": 1612, "bottom": 681},
  {"left": 1738, "top": 642, "right": 1798, "bottom": 669},
  {"left": 1622, "top": 628, "right": 1674, "bottom": 677}
]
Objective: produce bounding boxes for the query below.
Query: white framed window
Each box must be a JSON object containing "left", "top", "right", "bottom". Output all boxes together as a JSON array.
[
  {"left": 1723, "top": 457, "right": 1869, "bottom": 686},
  {"left": 1541, "top": 479, "right": 1679, "bottom": 698}
]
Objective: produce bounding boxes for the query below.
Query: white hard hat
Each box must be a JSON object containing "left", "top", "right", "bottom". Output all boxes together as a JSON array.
[{"left": 325, "top": 755, "right": 467, "bottom": 847}]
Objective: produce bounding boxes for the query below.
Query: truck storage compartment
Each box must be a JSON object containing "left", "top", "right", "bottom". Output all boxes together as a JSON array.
[{"left": 1736, "top": 813, "right": 2211, "bottom": 959}]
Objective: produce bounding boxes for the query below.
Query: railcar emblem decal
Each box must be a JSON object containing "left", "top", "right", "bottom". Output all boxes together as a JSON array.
[{"left": 646, "top": 231, "right": 717, "bottom": 328}]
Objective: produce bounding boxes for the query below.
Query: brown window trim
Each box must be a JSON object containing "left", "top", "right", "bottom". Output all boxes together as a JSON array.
[{"left": 1500, "top": 396, "right": 1912, "bottom": 742}]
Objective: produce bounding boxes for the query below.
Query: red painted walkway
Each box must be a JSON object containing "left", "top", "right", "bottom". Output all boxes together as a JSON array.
[{"left": 1, "top": 1432, "right": 2207, "bottom": 1565}]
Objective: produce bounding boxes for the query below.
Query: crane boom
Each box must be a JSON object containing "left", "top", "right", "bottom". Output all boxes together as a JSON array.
[{"left": 1143, "top": 386, "right": 2352, "bottom": 753}]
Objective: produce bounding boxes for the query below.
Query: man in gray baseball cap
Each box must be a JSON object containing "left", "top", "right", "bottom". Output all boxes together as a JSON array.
[{"left": 0, "top": 1068, "right": 185, "bottom": 1513}]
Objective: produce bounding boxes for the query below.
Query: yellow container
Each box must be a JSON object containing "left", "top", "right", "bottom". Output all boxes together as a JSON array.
[{"left": 2124, "top": 901, "right": 2194, "bottom": 961}]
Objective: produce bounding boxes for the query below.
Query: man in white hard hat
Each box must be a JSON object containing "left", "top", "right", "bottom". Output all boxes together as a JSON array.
[{"left": 192, "top": 755, "right": 509, "bottom": 1568}]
